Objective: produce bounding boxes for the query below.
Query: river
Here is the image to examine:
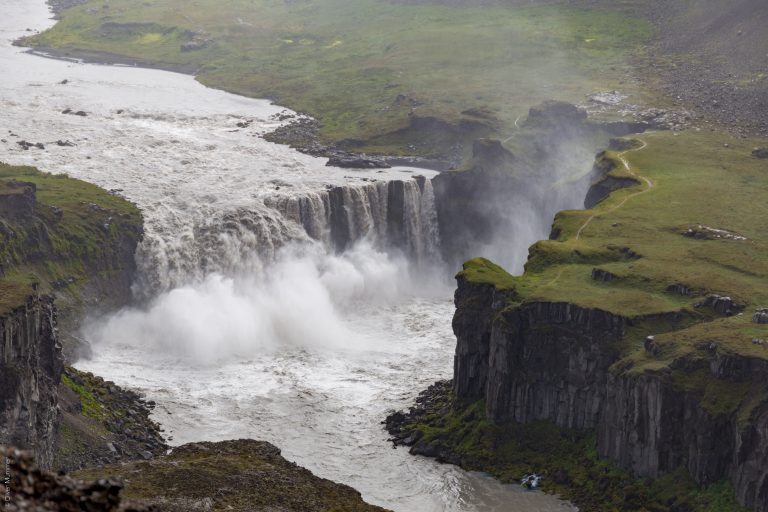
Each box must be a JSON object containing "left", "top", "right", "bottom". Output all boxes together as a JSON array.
[{"left": 0, "top": 1, "right": 575, "bottom": 510}]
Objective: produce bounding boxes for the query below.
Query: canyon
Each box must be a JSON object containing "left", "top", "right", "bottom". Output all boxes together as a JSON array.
[{"left": 2, "top": 0, "right": 767, "bottom": 511}]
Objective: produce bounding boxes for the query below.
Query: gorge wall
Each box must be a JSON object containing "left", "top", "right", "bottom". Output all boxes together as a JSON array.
[
  {"left": 0, "top": 164, "right": 144, "bottom": 468},
  {"left": 451, "top": 273, "right": 768, "bottom": 511},
  {"left": 0, "top": 294, "right": 62, "bottom": 469}
]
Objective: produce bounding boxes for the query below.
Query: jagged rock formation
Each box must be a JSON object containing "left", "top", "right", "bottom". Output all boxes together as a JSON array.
[
  {"left": 0, "top": 294, "right": 62, "bottom": 469},
  {"left": 1, "top": 445, "right": 132, "bottom": 512},
  {"left": 451, "top": 273, "right": 768, "bottom": 511}
]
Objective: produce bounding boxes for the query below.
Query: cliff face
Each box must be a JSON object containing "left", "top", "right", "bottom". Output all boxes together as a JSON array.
[
  {"left": 0, "top": 163, "right": 143, "bottom": 359},
  {"left": 452, "top": 275, "right": 768, "bottom": 511},
  {"left": 0, "top": 294, "right": 62, "bottom": 469}
]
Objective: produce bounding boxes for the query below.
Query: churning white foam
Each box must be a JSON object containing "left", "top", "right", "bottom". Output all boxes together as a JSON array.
[{"left": 84, "top": 241, "right": 425, "bottom": 364}]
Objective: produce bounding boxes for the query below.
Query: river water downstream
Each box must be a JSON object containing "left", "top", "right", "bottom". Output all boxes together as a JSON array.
[{"left": 0, "top": 2, "right": 574, "bottom": 510}]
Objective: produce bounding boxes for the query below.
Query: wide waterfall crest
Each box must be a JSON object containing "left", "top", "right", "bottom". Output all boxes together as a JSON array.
[{"left": 134, "top": 176, "right": 442, "bottom": 296}]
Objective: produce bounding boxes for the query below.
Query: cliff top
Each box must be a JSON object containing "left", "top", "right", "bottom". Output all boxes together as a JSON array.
[
  {"left": 467, "top": 130, "right": 768, "bottom": 367},
  {"left": 0, "top": 163, "right": 141, "bottom": 315}
]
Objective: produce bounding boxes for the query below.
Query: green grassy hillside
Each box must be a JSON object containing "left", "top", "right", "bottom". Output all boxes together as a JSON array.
[
  {"left": 22, "top": 0, "right": 654, "bottom": 154},
  {"left": 462, "top": 130, "right": 768, "bottom": 417}
]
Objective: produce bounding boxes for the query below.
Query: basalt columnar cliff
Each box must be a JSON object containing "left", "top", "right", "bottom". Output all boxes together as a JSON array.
[
  {"left": 450, "top": 269, "right": 767, "bottom": 510},
  {"left": 0, "top": 295, "right": 61, "bottom": 470},
  {"left": 389, "top": 129, "right": 768, "bottom": 512}
]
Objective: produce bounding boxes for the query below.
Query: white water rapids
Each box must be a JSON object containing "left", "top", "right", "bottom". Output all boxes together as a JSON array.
[{"left": 0, "top": 1, "right": 575, "bottom": 510}]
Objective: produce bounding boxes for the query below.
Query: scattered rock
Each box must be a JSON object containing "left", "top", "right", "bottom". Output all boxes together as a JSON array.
[
  {"left": 644, "top": 335, "right": 662, "bottom": 356},
  {"left": 327, "top": 153, "right": 391, "bottom": 169},
  {"left": 752, "top": 147, "right": 768, "bottom": 159},
  {"left": 181, "top": 33, "right": 213, "bottom": 52},
  {"left": 62, "top": 108, "right": 88, "bottom": 117},
  {"left": 682, "top": 224, "right": 747, "bottom": 241},
  {"left": 666, "top": 283, "right": 693, "bottom": 296},
  {"left": 695, "top": 294, "right": 745, "bottom": 316},
  {"left": 591, "top": 268, "right": 616, "bottom": 282},
  {"left": 753, "top": 308, "right": 768, "bottom": 324},
  {"left": 56, "top": 139, "right": 75, "bottom": 147},
  {"left": 16, "top": 140, "right": 45, "bottom": 150}
]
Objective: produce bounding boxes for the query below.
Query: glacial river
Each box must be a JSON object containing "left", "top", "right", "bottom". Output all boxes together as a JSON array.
[{"left": 0, "top": 2, "right": 575, "bottom": 510}]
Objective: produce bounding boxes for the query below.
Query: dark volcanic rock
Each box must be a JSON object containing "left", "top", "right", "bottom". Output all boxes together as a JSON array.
[
  {"left": 666, "top": 283, "right": 693, "bottom": 296},
  {"left": 591, "top": 268, "right": 616, "bottom": 282},
  {"left": 16, "top": 140, "right": 45, "bottom": 150},
  {"left": 1, "top": 445, "right": 135, "bottom": 511},
  {"left": 527, "top": 100, "right": 587, "bottom": 125},
  {"left": 0, "top": 295, "right": 62, "bottom": 469},
  {"left": 448, "top": 275, "right": 768, "bottom": 511},
  {"left": 695, "top": 294, "right": 745, "bottom": 316},
  {"left": 753, "top": 147, "right": 768, "bottom": 159},
  {"left": 55, "top": 366, "right": 168, "bottom": 472},
  {"left": 753, "top": 308, "right": 768, "bottom": 324},
  {"left": 326, "top": 153, "right": 391, "bottom": 169},
  {"left": 0, "top": 180, "right": 36, "bottom": 218}
]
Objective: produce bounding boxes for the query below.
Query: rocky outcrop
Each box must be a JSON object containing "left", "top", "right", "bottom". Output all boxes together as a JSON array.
[
  {"left": 0, "top": 294, "right": 62, "bottom": 469},
  {"left": 55, "top": 367, "right": 168, "bottom": 472},
  {"left": 451, "top": 276, "right": 768, "bottom": 511},
  {"left": 1, "top": 445, "right": 132, "bottom": 512},
  {"left": 583, "top": 150, "right": 640, "bottom": 209},
  {"left": 72, "top": 439, "right": 388, "bottom": 511},
  {"left": 0, "top": 181, "right": 36, "bottom": 219}
]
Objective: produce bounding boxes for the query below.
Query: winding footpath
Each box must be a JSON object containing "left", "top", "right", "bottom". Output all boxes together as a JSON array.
[{"left": 575, "top": 139, "right": 652, "bottom": 240}]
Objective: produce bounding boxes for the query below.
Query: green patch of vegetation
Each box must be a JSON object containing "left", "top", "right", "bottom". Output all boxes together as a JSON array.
[
  {"left": 458, "top": 257, "right": 517, "bottom": 291},
  {"left": 405, "top": 398, "right": 748, "bottom": 512},
  {"left": 0, "top": 162, "right": 141, "bottom": 316},
  {"left": 62, "top": 373, "right": 105, "bottom": 421},
  {"left": 23, "top": 0, "right": 656, "bottom": 155},
  {"left": 482, "top": 130, "right": 768, "bottom": 338}
]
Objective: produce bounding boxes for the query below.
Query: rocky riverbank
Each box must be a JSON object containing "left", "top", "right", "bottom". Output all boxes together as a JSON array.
[{"left": 56, "top": 366, "right": 167, "bottom": 471}]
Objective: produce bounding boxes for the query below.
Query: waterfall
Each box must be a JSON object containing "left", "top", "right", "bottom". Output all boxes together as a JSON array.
[{"left": 134, "top": 176, "right": 442, "bottom": 297}]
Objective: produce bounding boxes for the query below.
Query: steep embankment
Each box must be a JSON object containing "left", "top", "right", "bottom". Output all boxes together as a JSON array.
[
  {"left": 0, "top": 163, "right": 142, "bottom": 357},
  {"left": 388, "top": 131, "right": 768, "bottom": 511},
  {"left": 0, "top": 295, "right": 60, "bottom": 470},
  {"left": 0, "top": 162, "right": 150, "bottom": 469},
  {"left": 432, "top": 101, "right": 651, "bottom": 269}
]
